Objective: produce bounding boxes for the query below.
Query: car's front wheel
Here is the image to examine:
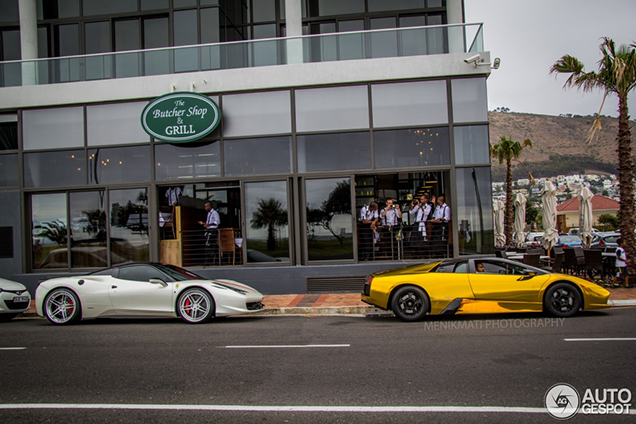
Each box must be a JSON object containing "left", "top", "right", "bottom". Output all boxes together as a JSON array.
[
  {"left": 44, "top": 288, "right": 81, "bottom": 325},
  {"left": 178, "top": 288, "right": 215, "bottom": 324},
  {"left": 391, "top": 286, "right": 429, "bottom": 322},
  {"left": 544, "top": 283, "right": 582, "bottom": 317}
]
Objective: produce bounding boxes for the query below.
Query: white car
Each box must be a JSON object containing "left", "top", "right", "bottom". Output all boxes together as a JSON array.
[
  {"left": 0, "top": 278, "right": 32, "bottom": 321},
  {"left": 36, "top": 263, "right": 264, "bottom": 325}
]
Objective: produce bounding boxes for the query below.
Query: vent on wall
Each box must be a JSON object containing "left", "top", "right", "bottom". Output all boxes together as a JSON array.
[
  {"left": 0, "top": 226, "right": 13, "bottom": 259},
  {"left": 306, "top": 275, "right": 366, "bottom": 294}
]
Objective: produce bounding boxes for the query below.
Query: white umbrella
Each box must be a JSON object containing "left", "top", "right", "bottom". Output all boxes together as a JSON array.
[
  {"left": 514, "top": 193, "right": 527, "bottom": 248},
  {"left": 493, "top": 199, "right": 506, "bottom": 248},
  {"left": 542, "top": 181, "right": 559, "bottom": 253},
  {"left": 578, "top": 186, "right": 594, "bottom": 249}
]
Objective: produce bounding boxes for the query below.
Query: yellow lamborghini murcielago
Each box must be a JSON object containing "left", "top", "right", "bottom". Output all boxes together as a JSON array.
[{"left": 362, "top": 257, "right": 611, "bottom": 322}]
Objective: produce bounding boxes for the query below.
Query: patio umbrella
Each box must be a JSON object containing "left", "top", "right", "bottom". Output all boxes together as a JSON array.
[
  {"left": 493, "top": 199, "right": 506, "bottom": 248},
  {"left": 541, "top": 181, "right": 559, "bottom": 254},
  {"left": 578, "top": 186, "right": 594, "bottom": 249},
  {"left": 514, "top": 193, "right": 527, "bottom": 248}
]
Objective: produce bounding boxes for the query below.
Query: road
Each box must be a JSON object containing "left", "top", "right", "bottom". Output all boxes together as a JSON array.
[{"left": 1, "top": 308, "right": 635, "bottom": 423}]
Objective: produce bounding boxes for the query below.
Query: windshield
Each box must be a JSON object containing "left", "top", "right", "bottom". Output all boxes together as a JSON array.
[{"left": 155, "top": 264, "right": 206, "bottom": 282}]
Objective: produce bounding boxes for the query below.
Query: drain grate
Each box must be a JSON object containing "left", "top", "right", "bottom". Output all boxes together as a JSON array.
[{"left": 306, "top": 275, "right": 366, "bottom": 294}]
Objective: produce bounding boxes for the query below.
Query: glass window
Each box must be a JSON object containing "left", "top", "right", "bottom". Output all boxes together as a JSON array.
[
  {"left": 338, "top": 20, "right": 364, "bottom": 60},
  {"left": 141, "top": 0, "right": 168, "bottom": 11},
  {"left": 32, "top": 193, "right": 68, "bottom": 269},
  {"left": 426, "top": 14, "right": 446, "bottom": 54},
  {"left": 308, "top": 0, "right": 364, "bottom": 16},
  {"left": 222, "top": 91, "right": 291, "bottom": 137},
  {"left": 0, "top": 121, "right": 17, "bottom": 150},
  {"left": 368, "top": 0, "right": 425, "bottom": 12},
  {"left": 1, "top": 29, "right": 22, "bottom": 86},
  {"left": 372, "top": 80, "right": 448, "bottom": 128},
  {"left": 297, "top": 132, "right": 371, "bottom": 172},
  {"left": 83, "top": 0, "right": 136, "bottom": 16},
  {"left": 55, "top": 24, "right": 79, "bottom": 56},
  {"left": 428, "top": 0, "right": 443, "bottom": 8},
  {"left": 174, "top": 9, "right": 198, "bottom": 73},
  {"left": 200, "top": 7, "right": 221, "bottom": 69},
  {"left": 23, "top": 106, "right": 84, "bottom": 150},
  {"left": 24, "top": 150, "right": 85, "bottom": 188},
  {"left": 143, "top": 17, "right": 169, "bottom": 75},
  {"left": 252, "top": 24, "right": 278, "bottom": 66},
  {"left": 0, "top": 0, "right": 18, "bottom": 22},
  {"left": 369, "top": 17, "right": 397, "bottom": 59},
  {"left": 87, "top": 102, "right": 149, "bottom": 146},
  {"left": 155, "top": 141, "right": 221, "bottom": 180},
  {"left": 70, "top": 191, "right": 108, "bottom": 268},
  {"left": 118, "top": 265, "right": 166, "bottom": 281},
  {"left": 88, "top": 146, "right": 151, "bottom": 184},
  {"left": 374, "top": 127, "right": 450, "bottom": 169},
  {"left": 295, "top": 85, "right": 369, "bottom": 132},
  {"left": 307, "top": 22, "right": 337, "bottom": 62},
  {"left": 245, "top": 181, "right": 290, "bottom": 263},
  {"left": 454, "top": 125, "right": 490, "bottom": 165},
  {"left": 39, "top": 0, "right": 80, "bottom": 19},
  {"left": 399, "top": 15, "right": 427, "bottom": 56},
  {"left": 0, "top": 153, "right": 18, "bottom": 186},
  {"left": 452, "top": 78, "right": 488, "bottom": 123},
  {"left": 37, "top": 27, "right": 49, "bottom": 83},
  {"left": 114, "top": 19, "right": 140, "bottom": 78},
  {"left": 306, "top": 178, "right": 353, "bottom": 261},
  {"left": 252, "top": 0, "right": 276, "bottom": 22},
  {"left": 456, "top": 167, "right": 493, "bottom": 255},
  {"left": 454, "top": 262, "right": 468, "bottom": 273},
  {"left": 224, "top": 136, "right": 292, "bottom": 176},
  {"left": 174, "top": 0, "right": 196, "bottom": 7},
  {"left": 85, "top": 21, "right": 112, "bottom": 80},
  {"left": 109, "top": 188, "right": 149, "bottom": 263}
]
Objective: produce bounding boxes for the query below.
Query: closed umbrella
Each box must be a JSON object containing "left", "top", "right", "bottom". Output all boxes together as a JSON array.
[
  {"left": 493, "top": 199, "right": 506, "bottom": 248},
  {"left": 578, "top": 186, "right": 594, "bottom": 249},
  {"left": 514, "top": 193, "right": 527, "bottom": 248},
  {"left": 542, "top": 181, "right": 558, "bottom": 253}
]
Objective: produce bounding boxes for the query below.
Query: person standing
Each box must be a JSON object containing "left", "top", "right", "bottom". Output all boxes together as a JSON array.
[
  {"left": 380, "top": 199, "right": 402, "bottom": 227},
  {"left": 198, "top": 201, "right": 220, "bottom": 266},
  {"left": 359, "top": 202, "right": 378, "bottom": 260},
  {"left": 431, "top": 195, "right": 451, "bottom": 257},
  {"left": 612, "top": 238, "right": 630, "bottom": 288}
]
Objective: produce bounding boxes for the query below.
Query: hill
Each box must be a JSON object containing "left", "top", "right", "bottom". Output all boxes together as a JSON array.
[{"left": 488, "top": 111, "right": 636, "bottom": 182}]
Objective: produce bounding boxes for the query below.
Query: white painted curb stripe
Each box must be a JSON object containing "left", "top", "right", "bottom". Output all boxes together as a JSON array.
[
  {"left": 0, "top": 347, "right": 26, "bottom": 351},
  {"left": 564, "top": 338, "right": 636, "bottom": 342},
  {"left": 220, "top": 344, "right": 351, "bottom": 349},
  {"left": 0, "top": 404, "right": 548, "bottom": 414}
]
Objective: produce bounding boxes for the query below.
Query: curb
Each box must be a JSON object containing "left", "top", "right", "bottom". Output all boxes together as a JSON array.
[{"left": 609, "top": 300, "right": 636, "bottom": 307}]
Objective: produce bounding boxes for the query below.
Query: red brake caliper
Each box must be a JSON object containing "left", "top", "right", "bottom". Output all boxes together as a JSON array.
[
  {"left": 185, "top": 298, "right": 191, "bottom": 316},
  {"left": 67, "top": 298, "right": 74, "bottom": 314}
]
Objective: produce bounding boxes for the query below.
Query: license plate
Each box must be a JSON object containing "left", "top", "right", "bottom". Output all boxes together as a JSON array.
[{"left": 12, "top": 296, "right": 29, "bottom": 303}]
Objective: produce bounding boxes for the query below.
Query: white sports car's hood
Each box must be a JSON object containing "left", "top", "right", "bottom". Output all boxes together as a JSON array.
[
  {"left": 206, "top": 279, "right": 263, "bottom": 302},
  {"left": 0, "top": 278, "right": 28, "bottom": 292}
]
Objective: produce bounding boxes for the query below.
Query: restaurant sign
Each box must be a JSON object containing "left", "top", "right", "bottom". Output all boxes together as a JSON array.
[{"left": 141, "top": 92, "right": 221, "bottom": 143}]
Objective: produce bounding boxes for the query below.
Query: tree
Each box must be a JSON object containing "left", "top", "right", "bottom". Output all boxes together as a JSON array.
[
  {"left": 550, "top": 37, "right": 636, "bottom": 273},
  {"left": 250, "top": 198, "right": 288, "bottom": 251},
  {"left": 306, "top": 181, "right": 351, "bottom": 245},
  {"left": 490, "top": 136, "right": 533, "bottom": 243},
  {"left": 598, "top": 213, "right": 619, "bottom": 231},
  {"left": 35, "top": 219, "right": 67, "bottom": 246},
  {"left": 526, "top": 203, "right": 539, "bottom": 226}
]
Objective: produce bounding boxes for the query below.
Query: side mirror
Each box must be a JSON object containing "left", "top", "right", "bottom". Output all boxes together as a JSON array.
[{"left": 149, "top": 278, "right": 168, "bottom": 287}]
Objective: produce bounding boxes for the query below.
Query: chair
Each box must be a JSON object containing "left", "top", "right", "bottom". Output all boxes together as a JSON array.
[
  {"left": 522, "top": 253, "right": 541, "bottom": 267},
  {"left": 542, "top": 252, "right": 564, "bottom": 273},
  {"left": 218, "top": 228, "right": 236, "bottom": 265},
  {"left": 583, "top": 249, "right": 604, "bottom": 280},
  {"left": 563, "top": 248, "right": 582, "bottom": 275}
]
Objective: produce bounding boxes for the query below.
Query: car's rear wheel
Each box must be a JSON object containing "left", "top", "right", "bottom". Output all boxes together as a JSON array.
[
  {"left": 44, "top": 288, "right": 81, "bottom": 325},
  {"left": 178, "top": 288, "right": 214, "bottom": 324},
  {"left": 391, "top": 286, "right": 429, "bottom": 322},
  {"left": 544, "top": 283, "right": 582, "bottom": 317}
]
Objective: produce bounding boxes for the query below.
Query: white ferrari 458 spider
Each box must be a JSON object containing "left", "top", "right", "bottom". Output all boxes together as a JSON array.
[{"left": 36, "top": 263, "right": 264, "bottom": 324}]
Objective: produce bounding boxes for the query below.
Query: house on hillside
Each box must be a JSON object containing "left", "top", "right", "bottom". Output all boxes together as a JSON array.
[{"left": 556, "top": 195, "right": 619, "bottom": 232}]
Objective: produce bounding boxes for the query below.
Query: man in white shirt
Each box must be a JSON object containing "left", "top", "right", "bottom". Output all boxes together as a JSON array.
[
  {"left": 380, "top": 199, "right": 402, "bottom": 227},
  {"left": 198, "top": 201, "right": 220, "bottom": 265},
  {"left": 165, "top": 186, "right": 183, "bottom": 207},
  {"left": 431, "top": 195, "right": 451, "bottom": 257},
  {"left": 359, "top": 202, "right": 378, "bottom": 260}
]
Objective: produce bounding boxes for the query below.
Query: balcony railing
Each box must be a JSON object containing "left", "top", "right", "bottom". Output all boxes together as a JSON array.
[{"left": 0, "top": 23, "right": 483, "bottom": 88}]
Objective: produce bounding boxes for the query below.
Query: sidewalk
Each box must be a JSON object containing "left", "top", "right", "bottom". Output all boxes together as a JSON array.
[{"left": 18, "top": 287, "right": 636, "bottom": 319}]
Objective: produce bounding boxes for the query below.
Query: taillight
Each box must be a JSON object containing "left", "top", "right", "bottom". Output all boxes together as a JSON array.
[
  {"left": 600, "top": 240, "right": 606, "bottom": 247},
  {"left": 363, "top": 276, "right": 373, "bottom": 296}
]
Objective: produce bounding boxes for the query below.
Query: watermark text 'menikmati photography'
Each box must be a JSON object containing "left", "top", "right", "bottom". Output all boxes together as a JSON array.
[{"left": 423, "top": 317, "right": 565, "bottom": 331}]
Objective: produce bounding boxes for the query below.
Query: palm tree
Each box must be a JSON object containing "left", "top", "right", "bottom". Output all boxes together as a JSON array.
[
  {"left": 550, "top": 37, "right": 636, "bottom": 274},
  {"left": 490, "top": 136, "right": 533, "bottom": 243},
  {"left": 250, "top": 198, "right": 288, "bottom": 251}
]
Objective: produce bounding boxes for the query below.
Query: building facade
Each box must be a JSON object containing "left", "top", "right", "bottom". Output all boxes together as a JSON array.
[{"left": 0, "top": 0, "right": 494, "bottom": 295}]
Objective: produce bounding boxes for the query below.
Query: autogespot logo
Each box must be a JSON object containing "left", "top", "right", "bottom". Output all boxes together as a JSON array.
[{"left": 545, "top": 383, "right": 580, "bottom": 420}]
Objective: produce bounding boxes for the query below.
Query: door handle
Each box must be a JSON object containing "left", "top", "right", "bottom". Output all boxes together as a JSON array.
[{"left": 111, "top": 285, "right": 117, "bottom": 289}]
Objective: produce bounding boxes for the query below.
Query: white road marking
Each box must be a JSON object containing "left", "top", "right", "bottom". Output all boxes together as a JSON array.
[
  {"left": 564, "top": 338, "right": 636, "bottom": 342},
  {"left": 0, "top": 347, "right": 26, "bottom": 351},
  {"left": 220, "top": 344, "right": 351, "bottom": 349},
  {"left": 0, "top": 403, "right": 552, "bottom": 414}
]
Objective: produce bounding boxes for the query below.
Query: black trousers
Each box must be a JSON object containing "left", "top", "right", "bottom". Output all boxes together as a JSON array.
[{"left": 204, "top": 228, "right": 219, "bottom": 265}]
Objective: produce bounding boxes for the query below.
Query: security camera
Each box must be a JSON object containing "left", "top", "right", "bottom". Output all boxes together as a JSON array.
[
  {"left": 464, "top": 54, "right": 481, "bottom": 65},
  {"left": 493, "top": 58, "right": 501, "bottom": 69}
]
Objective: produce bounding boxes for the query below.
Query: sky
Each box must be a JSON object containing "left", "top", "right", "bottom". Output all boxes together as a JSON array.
[{"left": 464, "top": 0, "right": 636, "bottom": 118}]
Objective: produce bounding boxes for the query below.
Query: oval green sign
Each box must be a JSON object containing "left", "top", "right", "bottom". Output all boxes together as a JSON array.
[{"left": 141, "top": 92, "right": 221, "bottom": 143}]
